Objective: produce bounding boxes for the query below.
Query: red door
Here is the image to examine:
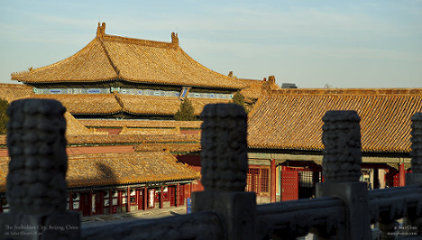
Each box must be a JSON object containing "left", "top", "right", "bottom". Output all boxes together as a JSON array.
[
  {"left": 247, "top": 169, "right": 259, "bottom": 193},
  {"left": 138, "top": 189, "right": 144, "bottom": 210},
  {"left": 177, "top": 185, "right": 185, "bottom": 206},
  {"left": 281, "top": 166, "right": 299, "bottom": 201},
  {"left": 80, "top": 193, "right": 91, "bottom": 216},
  {"left": 95, "top": 192, "right": 103, "bottom": 215},
  {"left": 169, "top": 186, "right": 176, "bottom": 206},
  {"left": 393, "top": 173, "right": 400, "bottom": 187}
]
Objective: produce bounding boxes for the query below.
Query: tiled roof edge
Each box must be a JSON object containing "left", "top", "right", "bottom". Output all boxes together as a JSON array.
[{"left": 267, "top": 88, "right": 422, "bottom": 96}]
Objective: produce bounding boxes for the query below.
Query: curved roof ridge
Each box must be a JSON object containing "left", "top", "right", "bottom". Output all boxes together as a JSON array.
[
  {"left": 177, "top": 47, "right": 246, "bottom": 88},
  {"left": 98, "top": 37, "right": 121, "bottom": 78},
  {"left": 267, "top": 88, "right": 422, "bottom": 96},
  {"left": 12, "top": 39, "right": 98, "bottom": 78},
  {"left": 11, "top": 38, "right": 119, "bottom": 83},
  {"left": 102, "top": 34, "right": 177, "bottom": 49},
  {"left": 11, "top": 23, "right": 246, "bottom": 89}
]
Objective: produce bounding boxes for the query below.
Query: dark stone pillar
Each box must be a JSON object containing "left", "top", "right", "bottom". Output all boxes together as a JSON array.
[
  {"left": 316, "top": 110, "right": 371, "bottom": 240},
  {"left": 192, "top": 104, "right": 255, "bottom": 240},
  {"left": 0, "top": 99, "right": 80, "bottom": 239},
  {"left": 405, "top": 112, "right": 422, "bottom": 236}
]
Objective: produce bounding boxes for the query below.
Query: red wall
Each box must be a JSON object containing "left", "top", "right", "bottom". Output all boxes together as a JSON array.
[{"left": 176, "top": 154, "right": 203, "bottom": 192}]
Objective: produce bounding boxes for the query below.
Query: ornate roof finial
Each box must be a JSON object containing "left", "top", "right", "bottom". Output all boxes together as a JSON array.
[
  {"left": 171, "top": 32, "right": 179, "bottom": 46},
  {"left": 268, "top": 75, "right": 276, "bottom": 83},
  {"left": 96, "top": 22, "right": 106, "bottom": 37}
]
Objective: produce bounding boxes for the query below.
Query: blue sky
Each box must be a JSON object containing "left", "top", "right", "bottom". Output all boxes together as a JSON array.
[{"left": 1, "top": 0, "right": 421, "bottom": 88}]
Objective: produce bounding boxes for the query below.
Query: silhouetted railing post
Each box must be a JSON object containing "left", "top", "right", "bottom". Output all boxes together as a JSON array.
[
  {"left": 192, "top": 103, "right": 256, "bottom": 240},
  {"left": 316, "top": 111, "right": 371, "bottom": 240},
  {"left": 405, "top": 112, "right": 422, "bottom": 235},
  {"left": 408, "top": 112, "right": 422, "bottom": 185},
  {"left": 0, "top": 99, "right": 80, "bottom": 240}
]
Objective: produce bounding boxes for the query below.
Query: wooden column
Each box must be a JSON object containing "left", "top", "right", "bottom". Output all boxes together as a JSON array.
[
  {"left": 88, "top": 191, "right": 93, "bottom": 216},
  {"left": 98, "top": 191, "right": 104, "bottom": 215},
  {"left": 180, "top": 185, "right": 185, "bottom": 205},
  {"left": 312, "top": 171, "right": 320, "bottom": 185},
  {"left": 175, "top": 184, "right": 180, "bottom": 207},
  {"left": 159, "top": 186, "right": 164, "bottom": 209},
  {"left": 373, "top": 168, "right": 380, "bottom": 189},
  {"left": 143, "top": 187, "right": 147, "bottom": 210},
  {"left": 270, "top": 159, "right": 277, "bottom": 203},
  {"left": 137, "top": 189, "right": 142, "bottom": 210},
  {"left": 127, "top": 186, "right": 130, "bottom": 212},
  {"left": 399, "top": 163, "right": 406, "bottom": 187},
  {"left": 186, "top": 183, "right": 191, "bottom": 198},
  {"left": 109, "top": 189, "right": 113, "bottom": 215},
  {"left": 69, "top": 192, "right": 73, "bottom": 210}
]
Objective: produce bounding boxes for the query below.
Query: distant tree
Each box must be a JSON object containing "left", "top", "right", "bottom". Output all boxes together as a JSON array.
[
  {"left": 174, "top": 98, "right": 197, "bottom": 121},
  {"left": 231, "top": 91, "right": 248, "bottom": 113},
  {"left": 0, "top": 99, "right": 9, "bottom": 134}
]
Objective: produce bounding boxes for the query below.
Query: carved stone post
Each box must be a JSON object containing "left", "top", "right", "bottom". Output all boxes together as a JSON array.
[
  {"left": 0, "top": 99, "right": 80, "bottom": 240},
  {"left": 316, "top": 111, "right": 371, "bottom": 240},
  {"left": 405, "top": 112, "right": 422, "bottom": 236},
  {"left": 408, "top": 112, "right": 422, "bottom": 184},
  {"left": 192, "top": 103, "right": 255, "bottom": 240}
]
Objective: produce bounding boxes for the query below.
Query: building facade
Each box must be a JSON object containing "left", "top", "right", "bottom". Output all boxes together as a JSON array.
[
  {"left": 10, "top": 22, "right": 249, "bottom": 120},
  {"left": 247, "top": 88, "right": 422, "bottom": 202},
  {"left": 0, "top": 151, "right": 199, "bottom": 216}
]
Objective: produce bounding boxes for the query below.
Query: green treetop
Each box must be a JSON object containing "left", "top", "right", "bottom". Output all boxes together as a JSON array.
[
  {"left": 174, "top": 98, "right": 197, "bottom": 121},
  {"left": 0, "top": 99, "right": 9, "bottom": 134},
  {"left": 231, "top": 91, "right": 248, "bottom": 113}
]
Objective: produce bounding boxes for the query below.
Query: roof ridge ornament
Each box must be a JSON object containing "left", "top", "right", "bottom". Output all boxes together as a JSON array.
[
  {"left": 171, "top": 32, "right": 179, "bottom": 46},
  {"left": 97, "top": 22, "right": 106, "bottom": 38}
]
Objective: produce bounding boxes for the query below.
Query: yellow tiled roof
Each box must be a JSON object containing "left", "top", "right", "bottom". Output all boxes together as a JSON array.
[
  {"left": 0, "top": 84, "right": 33, "bottom": 102},
  {"left": 0, "top": 151, "right": 200, "bottom": 192},
  {"left": 26, "top": 94, "right": 230, "bottom": 116},
  {"left": 66, "top": 133, "right": 200, "bottom": 145},
  {"left": 239, "top": 78, "right": 280, "bottom": 100},
  {"left": 117, "top": 94, "right": 230, "bottom": 115},
  {"left": 11, "top": 23, "right": 246, "bottom": 90},
  {"left": 134, "top": 143, "right": 201, "bottom": 153},
  {"left": 65, "top": 112, "right": 94, "bottom": 135},
  {"left": 248, "top": 89, "right": 422, "bottom": 153},
  {"left": 31, "top": 94, "right": 121, "bottom": 115},
  {"left": 79, "top": 119, "right": 202, "bottom": 128},
  {"left": 0, "top": 133, "right": 200, "bottom": 146},
  {"left": 117, "top": 94, "right": 182, "bottom": 115},
  {"left": 119, "top": 127, "right": 180, "bottom": 135}
]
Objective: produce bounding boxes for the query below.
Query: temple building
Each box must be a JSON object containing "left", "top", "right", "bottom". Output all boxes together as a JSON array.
[
  {"left": 0, "top": 114, "right": 202, "bottom": 216},
  {"left": 10, "top": 22, "right": 251, "bottom": 120},
  {"left": 247, "top": 88, "right": 422, "bottom": 203},
  {"left": 0, "top": 151, "right": 200, "bottom": 215}
]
